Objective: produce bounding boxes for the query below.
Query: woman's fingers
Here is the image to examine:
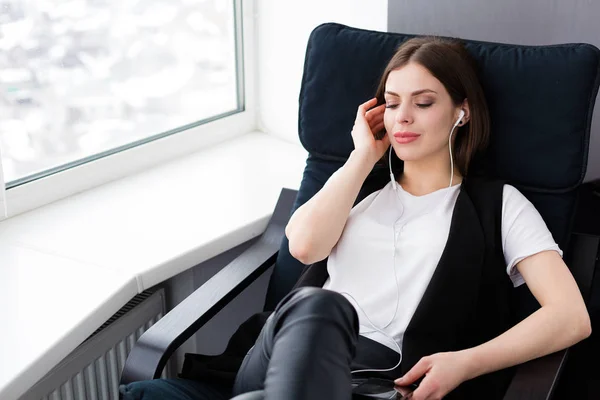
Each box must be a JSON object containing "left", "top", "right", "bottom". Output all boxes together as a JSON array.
[
  {"left": 368, "top": 109, "right": 385, "bottom": 132},
  {"left": 356, "top": 98, "right": 379, "bottom": 120},
  {"left": 372, "top": 121, "right": 385, "bottom": 134},
  {"left": 367, "top": 111, "right": 385, "bottom": 126},
  {"left": 365, "top": 103, "right": 385, "bottom": 122},
  {"left": 358, "top": 99, "right": 385, "bottom": 133}
]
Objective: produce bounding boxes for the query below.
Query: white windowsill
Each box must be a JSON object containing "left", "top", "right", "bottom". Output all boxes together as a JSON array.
[{"left": 0, "top": 131, "right": 308, "bottom": 400}]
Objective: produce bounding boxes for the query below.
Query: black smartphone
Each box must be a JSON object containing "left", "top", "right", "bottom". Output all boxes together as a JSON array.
[{"left": 351, "top": 377, "right": 416, "bottom": 399}]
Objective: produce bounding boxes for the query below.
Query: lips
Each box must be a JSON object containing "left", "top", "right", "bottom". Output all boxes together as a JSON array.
[
  {"left": 393, "top": 132, "right": 421, "bottom": 144},
  {"left": 393, "top": 131, "right": 420, "bottom": 138}
]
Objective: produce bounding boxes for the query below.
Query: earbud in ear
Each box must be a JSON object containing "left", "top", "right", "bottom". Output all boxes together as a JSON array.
[{"left": 455, "top": 109, "right": 465, "bottom": 127}]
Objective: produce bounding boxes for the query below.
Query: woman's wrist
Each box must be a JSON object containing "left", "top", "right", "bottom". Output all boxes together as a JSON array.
[
  {"left": 349, "top": 149, "right": 379, "bottom": 170},
  {"left": 457, "top": 348, "right": 482, "bottom": 381}
]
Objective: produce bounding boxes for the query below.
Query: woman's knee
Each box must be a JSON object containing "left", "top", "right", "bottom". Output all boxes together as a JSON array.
[{"left": 279, "top": 287, "right": 358, "bottom": 324}]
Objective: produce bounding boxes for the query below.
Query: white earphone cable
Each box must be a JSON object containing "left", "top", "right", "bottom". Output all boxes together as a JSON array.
[{"left": 344, "top": 111, "right": 463, "bottom": 375}]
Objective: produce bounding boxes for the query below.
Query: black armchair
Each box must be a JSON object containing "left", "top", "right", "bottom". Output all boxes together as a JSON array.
[
  {"left": 120, "top": 23, "right": 600, "bottom": 399},
  {"left": 119, "top": 187, "right": 600, "bottom": 399}
]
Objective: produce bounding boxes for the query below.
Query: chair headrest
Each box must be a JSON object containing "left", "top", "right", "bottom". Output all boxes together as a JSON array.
[{"left": 298, "top": 23, "right": 600, "bottom": 193}]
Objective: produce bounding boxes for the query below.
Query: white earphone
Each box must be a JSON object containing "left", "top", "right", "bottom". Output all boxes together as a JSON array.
[
  {"left": 455, "top": 110, "right": 465, "bottom": 127},
  {"left": 448, "top": 109, "right": 465, "bottom": 189}
]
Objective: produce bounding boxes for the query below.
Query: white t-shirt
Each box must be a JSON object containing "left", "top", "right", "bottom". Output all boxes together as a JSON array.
[{"left": 322, "top": 182, "right": 562, "bottom": 352}]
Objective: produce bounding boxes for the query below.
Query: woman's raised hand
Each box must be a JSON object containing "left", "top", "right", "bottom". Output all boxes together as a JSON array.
[{"left": 350, "top": 97, "right": 390, "bottom": 166}]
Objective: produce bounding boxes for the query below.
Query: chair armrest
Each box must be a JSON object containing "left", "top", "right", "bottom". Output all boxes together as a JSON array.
[
  {"left": 120, "top": 188, "right": 298, "bottom": 385},
  {"left": 502, "top": 349, "right": 568, "bottom": 400}
]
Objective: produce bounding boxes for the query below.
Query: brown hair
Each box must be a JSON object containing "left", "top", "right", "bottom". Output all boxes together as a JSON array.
[{"left": 375, "top": 36, "right": 490, "bottom": 177}]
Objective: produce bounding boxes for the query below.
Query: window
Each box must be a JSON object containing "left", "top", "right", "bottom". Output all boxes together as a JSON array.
[{"left": 0, "top": 0, "right": 245, "bottom": 188}]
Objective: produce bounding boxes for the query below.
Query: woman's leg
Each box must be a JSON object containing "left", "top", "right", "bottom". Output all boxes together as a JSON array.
[
  {"left": 119, "top": 378, "right": 231, "bottom": 400},
  {"left": 232, "top": 287, "right": 359, "bottom": 400}
]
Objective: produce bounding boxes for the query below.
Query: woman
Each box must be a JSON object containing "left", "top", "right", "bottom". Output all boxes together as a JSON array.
[{"left": 232, "top": 37, "right": 591, "bottom": 400}]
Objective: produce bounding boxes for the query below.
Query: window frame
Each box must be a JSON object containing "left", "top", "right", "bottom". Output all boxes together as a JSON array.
[{"left": 0, "top": 0, "right": 256, "bottom": 220}]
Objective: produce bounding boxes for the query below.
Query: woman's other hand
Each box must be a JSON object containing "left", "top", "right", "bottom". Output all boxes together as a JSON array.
[
  {"left": 351, "top": 98, "right": 390, "bottom": 166},
  {"left": 394, "top": 351, "right": 473, "bottom": 400}
]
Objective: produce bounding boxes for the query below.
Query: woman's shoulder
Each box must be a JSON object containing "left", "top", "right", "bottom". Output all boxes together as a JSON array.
[
  {"left": 352, "top": 183, "right": 389, "bottom": 210},
  {"left": 463, "top": 178, "right": 538, "bottom": 224},
  {"left": 501, "top": 183, "right": 534, "bottom": 210}
]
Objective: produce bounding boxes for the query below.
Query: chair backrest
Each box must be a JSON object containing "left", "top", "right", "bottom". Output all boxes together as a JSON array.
[{"left": 263, "top": 23, "right": 600, "bottom": 312}]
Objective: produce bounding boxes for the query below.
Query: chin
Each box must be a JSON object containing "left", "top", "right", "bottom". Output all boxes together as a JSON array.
[{"left": 391, "top": 146, "right": 423, "bottom": 162}]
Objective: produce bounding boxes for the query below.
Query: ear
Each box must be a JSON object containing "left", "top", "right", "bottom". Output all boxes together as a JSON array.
[{"left": 459, "top": 99, "right": 471, "bottom": 126}]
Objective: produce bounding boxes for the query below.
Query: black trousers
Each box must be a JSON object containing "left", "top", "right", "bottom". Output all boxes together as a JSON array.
[{"left": 232, "top": 286, "right": 403, "bottom": 399}]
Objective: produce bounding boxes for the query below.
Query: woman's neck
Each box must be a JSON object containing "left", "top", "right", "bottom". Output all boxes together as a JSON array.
[{"left": 398, "top": 157, "right": 462, "bottom": 196}]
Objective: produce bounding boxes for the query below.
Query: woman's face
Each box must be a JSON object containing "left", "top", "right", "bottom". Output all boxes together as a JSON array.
[{"left": 383, "top": 62, "right": 464, "bottom": 164}]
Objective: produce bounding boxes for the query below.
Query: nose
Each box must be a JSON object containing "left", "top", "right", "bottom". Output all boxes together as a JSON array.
[{"left": 394, "top": 104, "right": 413, "bottom": 125}]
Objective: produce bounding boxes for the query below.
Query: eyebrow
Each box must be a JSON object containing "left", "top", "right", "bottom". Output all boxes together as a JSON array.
[{"left": 384, "top": 89, "right": 437, "bottom": 97}]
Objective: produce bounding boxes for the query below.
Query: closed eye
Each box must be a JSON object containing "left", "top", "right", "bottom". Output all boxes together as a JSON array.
[{"left": 385, "top": 103, "right": 433, "bottom": 109}]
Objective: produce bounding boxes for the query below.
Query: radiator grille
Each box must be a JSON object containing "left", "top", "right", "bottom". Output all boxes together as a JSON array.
[{"left": 22, "top": 289, "right": 169, "bottom": 400}]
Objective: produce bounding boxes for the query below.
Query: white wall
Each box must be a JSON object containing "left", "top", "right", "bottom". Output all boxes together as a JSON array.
[{"left": 256, "top": 0, "right": 388, "bottom": 144}]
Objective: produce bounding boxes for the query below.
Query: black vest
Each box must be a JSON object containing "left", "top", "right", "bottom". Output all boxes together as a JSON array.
[{"left": 181, "top": 177, "right": 517, "bottom": 399}]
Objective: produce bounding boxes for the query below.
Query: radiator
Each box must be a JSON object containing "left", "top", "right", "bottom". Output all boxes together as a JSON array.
[{"left": 21, "top": 289, "right": 170, "bottom": 400}]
